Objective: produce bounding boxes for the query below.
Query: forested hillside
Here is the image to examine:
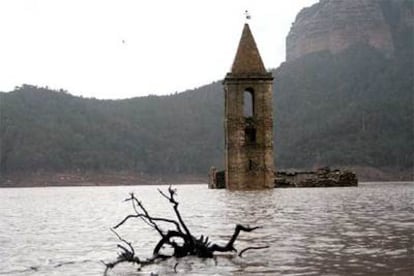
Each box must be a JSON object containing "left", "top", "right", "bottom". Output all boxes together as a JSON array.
[
  {"left": 274, "top": 44, "right": 413, "bottom": 172},
  {"left": 0, "top": 83, "right": 223, "bottom": 176},
  {"left": 1, "top": 39, "right": 412, "bottom": 181},
  {"left": 276, "top": 0, "right": 413, "bottom": 176},
  {"left": 1, "top": 0, "right": 413, "bottom": 183}
]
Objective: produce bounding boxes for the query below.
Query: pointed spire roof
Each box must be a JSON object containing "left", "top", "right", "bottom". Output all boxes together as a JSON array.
[{"left": 231, "top": 23, "right": 267, "bottom": 75}]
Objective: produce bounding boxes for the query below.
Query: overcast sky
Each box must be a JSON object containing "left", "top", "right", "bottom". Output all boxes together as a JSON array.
[{"left": 0, "top": 0, "right": 318, "bottom": 99}]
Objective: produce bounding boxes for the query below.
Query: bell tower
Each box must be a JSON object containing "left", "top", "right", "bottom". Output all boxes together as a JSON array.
[{"left": 224, "top": 23, "right": 274, "bottom": 190}]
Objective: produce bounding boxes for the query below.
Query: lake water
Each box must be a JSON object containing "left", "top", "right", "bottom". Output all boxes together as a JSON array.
[{"left": 0, "top": 183, "right": 413, "bottom": 276}]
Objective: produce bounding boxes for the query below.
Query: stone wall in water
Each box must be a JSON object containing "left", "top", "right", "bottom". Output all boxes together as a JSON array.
[
  {"left": 275, "top": 167, "right": 358, "bottom": 188},
  {"left": 209, "top": 167, "right": 358, "bottom": 189}
]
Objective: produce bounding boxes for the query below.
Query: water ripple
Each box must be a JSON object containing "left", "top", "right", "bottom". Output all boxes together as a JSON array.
[{"left": 0, "top": 182, "right": 413, "bottom": 275}]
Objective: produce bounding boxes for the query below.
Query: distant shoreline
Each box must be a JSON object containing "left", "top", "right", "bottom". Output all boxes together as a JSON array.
[
  {"left": 0, "top": 171, "right": 207, "bottom": 188},
  {"left": 0, "top": 183, "right": 205, "bottom": 188},
  {"left": 1, "top": 181, "right": 413, "bottom": 189},
  {"left": 1, "top": 167, "right": 412, "bottom": 188}
]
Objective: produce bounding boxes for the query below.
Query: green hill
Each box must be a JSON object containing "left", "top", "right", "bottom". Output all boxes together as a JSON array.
[
  {"left": 274, "top": 44, "right": 413, "bottom": 173},
  {"left": 1, "top": 0, "right": 413, "bottom": 183},
  {"left": 1, "top": 40, "right": 412, "bottom": 183},
  {"left": 0, "top": 83, "right": 224, "bottom": 176}
]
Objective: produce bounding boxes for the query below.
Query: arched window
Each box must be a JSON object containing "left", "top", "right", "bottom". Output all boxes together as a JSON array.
[{"left": 243, "top": 88, "right": 254, "bottom": 118}]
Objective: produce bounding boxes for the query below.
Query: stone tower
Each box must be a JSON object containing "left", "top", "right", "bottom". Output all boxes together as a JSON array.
[{"left": 224, "top": 23, "right": 274, "bottom": 190}]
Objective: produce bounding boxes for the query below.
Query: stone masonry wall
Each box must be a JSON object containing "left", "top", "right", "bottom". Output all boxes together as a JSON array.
[{"left": 224, "top": 75, "right": 274, "bottom": 190}]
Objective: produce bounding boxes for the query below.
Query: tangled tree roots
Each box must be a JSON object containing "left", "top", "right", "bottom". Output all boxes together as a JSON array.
[{"left": 103, "top": 186, "right": 268, "bottom": 275}]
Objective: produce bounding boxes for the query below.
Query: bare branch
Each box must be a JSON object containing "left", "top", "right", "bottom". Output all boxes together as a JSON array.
[
  {"left": 123, "top": 192, "right": 184, "bottom": 235},
  {"left": 110, "top": 228, "right": 135, "bottom": 256},
  {"left": 208, "top": 225, "right": 261, "bottom": 253},
  {"left": 114, "top": 213, "right": 182, "bottom": 233},
  {"left": 158, "top": 186, "right": 194, "bottom": 247},
  {"left": 113, "top": 214, "right": 141, "bottom": 229},
  {"left": 238, "top": 245, "right": 270, "bottom": 257}
]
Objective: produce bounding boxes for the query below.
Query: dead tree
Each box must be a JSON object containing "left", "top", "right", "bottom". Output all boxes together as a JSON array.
[{"left": 103, "top": 186, "right": 268, "bottom": 274}]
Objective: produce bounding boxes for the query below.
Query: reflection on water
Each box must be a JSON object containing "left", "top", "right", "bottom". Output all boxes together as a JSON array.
[{"left": 0, "top": 183, "right": 413, "bottom": 275}]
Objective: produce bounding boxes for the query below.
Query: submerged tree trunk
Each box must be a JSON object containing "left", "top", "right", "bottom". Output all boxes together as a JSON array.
[{"left": 103, "top": 186, "right": 268, "bottom": 275}]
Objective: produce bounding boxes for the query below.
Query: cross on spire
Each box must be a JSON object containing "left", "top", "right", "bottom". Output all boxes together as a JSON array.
[{"left": 245, "top": 10, "right": 251, "bottom": 21}]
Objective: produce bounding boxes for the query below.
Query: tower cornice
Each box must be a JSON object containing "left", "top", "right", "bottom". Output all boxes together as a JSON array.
[{"left": 224, "top": 72, "right": 273, "bottom": 83}]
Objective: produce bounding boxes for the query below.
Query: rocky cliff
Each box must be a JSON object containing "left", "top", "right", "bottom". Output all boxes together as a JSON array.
[{"left": 286, "top": 0, "right": 414, "bottom": 61}]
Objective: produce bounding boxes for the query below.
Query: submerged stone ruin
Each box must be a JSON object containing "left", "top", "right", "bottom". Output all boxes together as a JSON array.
[
  {"left": 209, "top": 167, "right": 357, "bottom": 189},
  {"left": 275, "top": 167, "right": 358, "bottom": 188}
]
